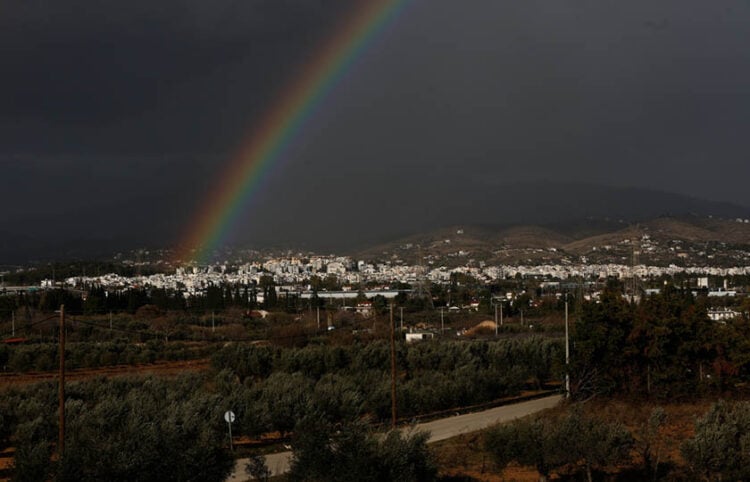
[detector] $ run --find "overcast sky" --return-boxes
[1,0,749,252]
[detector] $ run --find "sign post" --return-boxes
[224,410,236,452]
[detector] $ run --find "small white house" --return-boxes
[708,289,737,297]
[405,332,435,343]
[708,308,741,322]
[355,302,373,317]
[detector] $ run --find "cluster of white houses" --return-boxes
[41,255,746,320]
[52,255,750,298]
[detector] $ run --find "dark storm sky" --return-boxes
[2,0,750,252]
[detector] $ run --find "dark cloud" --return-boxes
[0,0,351,151]
[1,0,749,255]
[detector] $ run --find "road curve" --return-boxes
[226,393,562,480]
[419,393,562,443]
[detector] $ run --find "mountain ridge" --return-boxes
[353,213,750,267]
[1,183,749,264]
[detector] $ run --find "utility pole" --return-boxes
[494,302,498,337]
[565,295,570,398]
[389,304,397,429]
[399,307,404,333]
[500,302,503,327]
[58,305,66,456]
[316,307,320,331]
[228,419,233,452]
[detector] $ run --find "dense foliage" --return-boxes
[488,401,750,481]
[484,407,633,482]
[0,375,234,482]
[289,419,436,482]
[2,340,212,372]
[571,283,750,398]
[681,400,750,481]
[211,337,563,428]
[1,336,561,480]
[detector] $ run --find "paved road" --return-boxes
[227,393,562,481]
[416,394,562,443]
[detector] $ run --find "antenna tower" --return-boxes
[629,226,642,303]
[414,245,434,309]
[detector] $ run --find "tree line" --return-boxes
[211,337,562,431]
[5,370,747,481]
[571,281,750,399]
[1,372,438,482]
[485,399,750,481]
[0,340,212,373]
[1,375,234,482]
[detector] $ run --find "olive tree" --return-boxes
[56,376,234,482]
[484,416,564,482]
[558,407,633,482]
[681,400,750,481]
[289,417,436,482]
[485,406,633,482]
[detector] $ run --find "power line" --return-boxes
[72,318,163,339]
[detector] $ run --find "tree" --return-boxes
[636,407,666,481]
[205,286,225,312]
[289,417,436,482]
[485,407,632,482]
[681,400,750,481]
[0,343,9,370]
[258,372,313,434]
[12,416,54,482]
[371,295,388,315]
[56,376,234,482]
[559,407,633,482]
[571,284,633,397]
[484,416,564,482]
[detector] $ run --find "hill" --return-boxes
[355,214,750,267]
[1,182,749,264]
[333,182,749,255]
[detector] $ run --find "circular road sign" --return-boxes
[224,410,236,424]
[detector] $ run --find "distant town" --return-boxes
[3,220,750,329]
[48,253,750,299]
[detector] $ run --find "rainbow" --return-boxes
[176,0,412,264]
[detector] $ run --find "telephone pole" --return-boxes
[494,302,498,337]
[390,304,397,429]
[58,305,66,456]
[565,295,570,398]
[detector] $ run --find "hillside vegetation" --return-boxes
[356,215,750,267]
